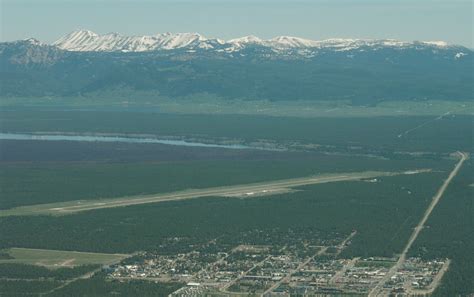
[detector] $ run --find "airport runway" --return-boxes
[1,169,431,217]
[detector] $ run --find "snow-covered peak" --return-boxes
[24,38,42,46]
[153,32,206,49]
[53,30,100,51]
[268,36,318,48]
[229,35,262,44]
[59,30,99,41]
[227,35,265,49]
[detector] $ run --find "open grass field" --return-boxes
[0,248,128,269]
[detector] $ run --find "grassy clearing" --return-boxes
[0,248,128,269]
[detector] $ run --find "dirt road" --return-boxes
[397,111,452,138]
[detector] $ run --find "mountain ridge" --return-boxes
[51,29,461,53]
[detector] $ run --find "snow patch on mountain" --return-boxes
[422,41,448,47]
[24,38,43,46]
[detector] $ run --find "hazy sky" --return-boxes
[1,0,472,47]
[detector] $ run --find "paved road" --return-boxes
[368,152,468,296]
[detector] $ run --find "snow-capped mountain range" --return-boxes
[53,29,453,53]
[1,30,471,101]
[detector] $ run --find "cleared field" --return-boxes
[0,169,430,217]
[0,248,128,268]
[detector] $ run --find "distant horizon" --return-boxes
[1,0,472,47]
